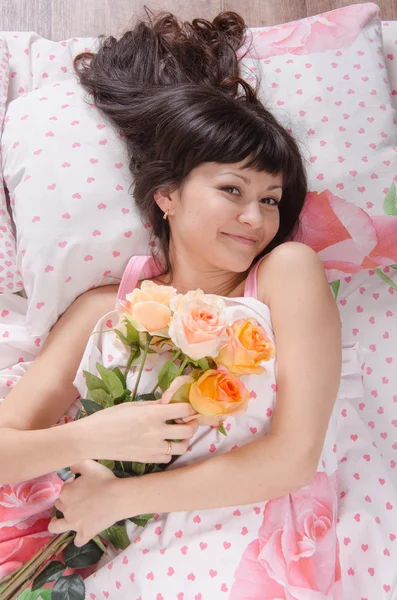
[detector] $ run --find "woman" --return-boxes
[0,9,343,598]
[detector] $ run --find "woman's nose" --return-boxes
[237,201,263,229]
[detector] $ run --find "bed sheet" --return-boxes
[1,271,396,596]
[0,22,397,599]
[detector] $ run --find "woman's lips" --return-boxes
[222,233,257,245]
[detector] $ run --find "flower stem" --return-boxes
[131,334,151,401]
[374,268,397,292]
[124,346,138,377]
[177,356,189,376]
[1,531,74,600]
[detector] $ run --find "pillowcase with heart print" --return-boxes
[0,37,22,294]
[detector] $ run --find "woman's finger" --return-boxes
[74,533,88,548]
[163,421,198,440]
[161,402,198,420]
[70,459,99,476]
[164,440,189,456]
[54,498,65,512]
[48,517,72,535]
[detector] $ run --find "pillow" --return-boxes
[2,32,96,100]
[3,79,151,336]
[239,2,397,284]
[0,37,22,294]
[2,2,397,336]
[381,20,397,110]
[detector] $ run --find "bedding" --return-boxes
[0,38,21,295]
[0,3,397,598]
[2,3,397,339]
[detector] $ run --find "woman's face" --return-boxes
[158,160,283,274]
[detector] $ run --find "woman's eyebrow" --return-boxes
[218,171,282,191]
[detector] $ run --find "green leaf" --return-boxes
[100,524,131,550]
[135,392,161,401]
[330,280,341,300]
[170,384,191,403]
[112,366,127,389]
[125,320,140,343]
[157,360,180,392]
[131,462,146,476]
[217,423,227,436]
[129,513,155,527]
[37,591,52,600]
[114,328,130,345]
[98,459,115,470]
[56,467,74,482]
[52,574,85,600]
[384,182,397,215]
[114,389,132,405]
[82,371,108,393]
[96,363,124,399]
[16,589,52,600]
[64,540,103,569]
[92,535,108,553]
[80,398,105,414]
[391,264,397,270]
[32,561,66,590]
[89,389,113,407]
[196,357,209,371]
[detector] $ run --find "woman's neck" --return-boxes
[153,254,247,297]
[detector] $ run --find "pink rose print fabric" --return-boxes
[230,472,342,600]
[300,189,397,281]
[241,3,373,59]
[0,473,62,577]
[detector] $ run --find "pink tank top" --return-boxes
[116,255,261,303]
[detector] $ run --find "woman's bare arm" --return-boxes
[0,285,118,483]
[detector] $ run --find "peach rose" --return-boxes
[189,369,250,418]
[217,318,275,375]
[169,290,228,360]
[121,280,177,336]
[230,471,342,600]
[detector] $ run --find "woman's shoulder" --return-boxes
[256,242,325,307]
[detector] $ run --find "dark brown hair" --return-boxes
[74,8,307,275]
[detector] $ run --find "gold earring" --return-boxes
[163,210,169,221]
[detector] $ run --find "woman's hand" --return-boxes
[78,401,199,464]
[49,460,123,546]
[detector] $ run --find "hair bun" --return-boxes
[212,12,246,49]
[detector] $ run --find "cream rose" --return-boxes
[168,290,228,360]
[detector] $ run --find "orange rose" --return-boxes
[189,369,250,418]
[216,318,275,375]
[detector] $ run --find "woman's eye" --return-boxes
[222,186,240,195]
[260,197,280,206]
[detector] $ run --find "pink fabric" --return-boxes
[243,259,262,300]
[116,255,162,303]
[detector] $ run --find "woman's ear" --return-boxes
[153,188,171,213]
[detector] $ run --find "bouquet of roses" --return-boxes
[2,282,275,600]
